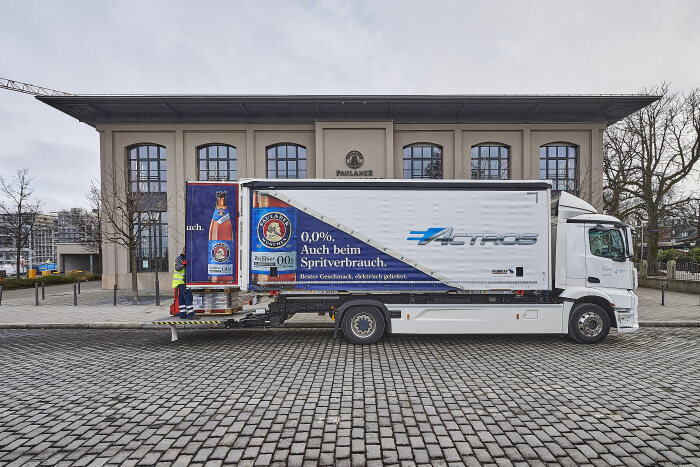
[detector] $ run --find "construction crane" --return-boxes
[0,77,71,96]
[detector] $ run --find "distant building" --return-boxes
[31,213,58,265]
[55,208,100,273]
[0,208,101,274]
[659,217,698,249]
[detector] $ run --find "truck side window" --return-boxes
[589,229,625,259]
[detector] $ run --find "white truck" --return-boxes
[184,179,638,344]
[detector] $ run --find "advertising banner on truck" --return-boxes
[245,182,550,292]
[185,182,238,287]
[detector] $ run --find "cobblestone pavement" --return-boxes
[636,288,700,322]
[0,281,170,325]
[0,282,291,327]
[0,281,170,307]
[0,328,698,466]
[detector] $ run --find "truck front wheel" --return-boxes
[342,306,385,345]
[569,303,610,344]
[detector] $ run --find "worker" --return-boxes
[172,246,195,319]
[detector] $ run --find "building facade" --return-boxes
[39,95,658,289]
[55,208,100,273]
[31,213,57,265]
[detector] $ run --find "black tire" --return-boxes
[341,306,385,345]
[568,302,611,344]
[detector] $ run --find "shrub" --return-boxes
[691,247,700,263]
[677,251,692,263]
[0,272,100,290]
[658,249,681,262]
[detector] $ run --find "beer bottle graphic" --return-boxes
[251,192,297,287]
[208,191,234,282]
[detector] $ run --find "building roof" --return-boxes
[36,94,660,127]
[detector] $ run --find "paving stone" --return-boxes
[0,327,697,466]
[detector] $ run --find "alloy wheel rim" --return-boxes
[351,313,376,338]
[578,311,603,337]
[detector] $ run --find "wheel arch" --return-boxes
[333,299,390,338]
[561,287,616,328]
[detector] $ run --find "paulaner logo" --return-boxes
[210,242,231,262]
[407,228,538,245]
[258,212,292,249]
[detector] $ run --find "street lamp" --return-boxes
[149,215,160,306]
[632,222,646,260]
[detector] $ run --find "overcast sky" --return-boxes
[1,0,699,211]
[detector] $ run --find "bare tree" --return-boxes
[604,84,700,266]
[603,128,639,222]
[0,168,42,278]
[101,166,165,300]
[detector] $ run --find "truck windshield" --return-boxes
[589,228,625,259]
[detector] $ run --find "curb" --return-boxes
[1,323,146,329]
[639,321,700,327]
[0,322,336,330]
[0,322,697,330]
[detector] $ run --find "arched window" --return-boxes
[134,212,168,273]
[540,143,578,194]
[126,144,168,272]
[470,144,510,180]
[402,143,443,179]
[127,144,167,193]
[267,143,307,179]
[197,144,237,181]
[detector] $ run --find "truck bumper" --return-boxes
[614,291,639,333]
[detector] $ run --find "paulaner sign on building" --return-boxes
[337,150,373,177]
[37,94,658,288]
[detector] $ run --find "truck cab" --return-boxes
[553,193,638,338]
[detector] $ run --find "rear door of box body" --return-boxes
[185,181,239,288]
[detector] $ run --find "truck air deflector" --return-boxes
[244,179,552,191]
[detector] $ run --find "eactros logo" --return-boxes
[407,228,537,246]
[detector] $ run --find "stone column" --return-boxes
[667,260,676,280]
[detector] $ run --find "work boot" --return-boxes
[178,311,187,319]
[187,312,197,320]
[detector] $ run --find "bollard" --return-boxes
[661,283,665,306]
[155,279,160,306]
[73,284,77,306]
[0,285,2,305]
[77,278,81,294]
[41,281,45,300]
[35,283,39,306]
[113,284,117,306]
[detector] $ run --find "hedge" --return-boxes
[0,273,100,290]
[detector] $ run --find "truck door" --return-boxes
[584,224,632,290]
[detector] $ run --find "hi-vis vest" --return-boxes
[172,255,185,288]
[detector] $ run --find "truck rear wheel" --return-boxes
[342,306,385,345]
[569,303,610,344]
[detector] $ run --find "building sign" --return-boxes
[336,150,374,177]
[345,150,363,169]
